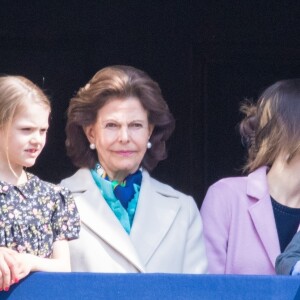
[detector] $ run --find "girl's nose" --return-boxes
[30,132,43,144]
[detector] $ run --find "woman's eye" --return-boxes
[130,123,143,128]
[105,123,118,128]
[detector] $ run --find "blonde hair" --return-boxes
[0,75,50,129]
[239,79,300,172]
[0,75,51,170]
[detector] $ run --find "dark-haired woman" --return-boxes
[61,65,208,274]
[201,79,300,274]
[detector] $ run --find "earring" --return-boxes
[90,143,96,150]
[147,141,152,149]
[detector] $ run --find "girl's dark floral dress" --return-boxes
[0,173,80,258]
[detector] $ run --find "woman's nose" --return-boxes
[119,127,129,143]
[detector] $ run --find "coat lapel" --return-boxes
[130,171,181,266]
[64,169,145,272]
[247,167,281,268]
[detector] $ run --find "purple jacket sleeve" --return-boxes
[200,181,232,274]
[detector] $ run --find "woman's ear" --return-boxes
[148,124,154,137]
[83,125,95,144]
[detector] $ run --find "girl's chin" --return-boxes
[23,161,36,168]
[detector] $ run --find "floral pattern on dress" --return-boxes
[0,173,80,258]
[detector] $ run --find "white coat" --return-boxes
[61,168,208,273]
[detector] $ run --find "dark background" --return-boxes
[1,1,300,207]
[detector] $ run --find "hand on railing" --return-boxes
[0,247,31,292]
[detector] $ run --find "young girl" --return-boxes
[0,76,80,291]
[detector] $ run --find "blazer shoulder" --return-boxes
[202,175,249,211]
[144,172,192,201]
[60,168,91,192]
[207,166,269,199]
[209,176,248,193]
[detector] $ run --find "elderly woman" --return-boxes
[61,65,208,273]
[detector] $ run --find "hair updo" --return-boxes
[239,79,300,173]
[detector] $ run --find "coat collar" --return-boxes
[130,171,181,266]
[246,166,281,268]
[62,168,181,271]
[62,168,145,272]
[247,166,270,199]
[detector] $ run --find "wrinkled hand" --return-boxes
[0,247,31,291]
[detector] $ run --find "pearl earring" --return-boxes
[90,143,96,150]
[147,141,152,149]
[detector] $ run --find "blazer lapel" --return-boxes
[130,171,181,266]
[247,167,281,268]
[66,169,145,272]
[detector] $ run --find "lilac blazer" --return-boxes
[200,166,280,274]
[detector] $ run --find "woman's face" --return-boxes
[84,97,154,181]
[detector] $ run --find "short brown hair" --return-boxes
[65,65,175,171]
[239,79,300,172]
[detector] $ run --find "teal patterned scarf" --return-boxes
[90,163,142,233]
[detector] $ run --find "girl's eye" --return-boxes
[22,128,31,132]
